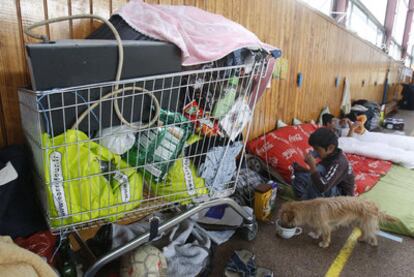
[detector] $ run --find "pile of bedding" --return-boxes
[339,132,414,169]
[246,123,392,195]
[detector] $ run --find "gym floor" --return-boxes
[210,110,414,277]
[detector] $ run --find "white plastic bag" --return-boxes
[98,125,136,155]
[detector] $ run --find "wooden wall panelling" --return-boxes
[0,0,28,146]
[47,0,71,40]
[0,104,5,147]
[0,0,410,146]
[19,0,48,43]
[70,0,93,39]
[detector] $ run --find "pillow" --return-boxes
[274,123,318,152]
[247,133,304,182]
[247,124,318,182]
[292,118,302,125]
[277,119,288,129]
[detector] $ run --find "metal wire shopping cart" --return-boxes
[19,59,269,276]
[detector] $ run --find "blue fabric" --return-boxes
[292,165,341,200]
[198,142,243,191]
[205,205,227,219]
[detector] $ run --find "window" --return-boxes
[347,2,385,48]
[392,0,408,45]
[407,21,414,55]
[301,0,333,16]
[360,0,387,24]
[390,40,403,60]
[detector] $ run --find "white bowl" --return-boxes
[276,219,302,239]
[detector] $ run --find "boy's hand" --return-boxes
[293,162,309,172]
[304,153,317,170]
[351,121,362,130]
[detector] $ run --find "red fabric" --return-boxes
[14,231,57,265]
[346,154,392,196]
[247,124,318,181]
[247,124,392,195]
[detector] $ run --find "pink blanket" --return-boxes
[115,0,279,66]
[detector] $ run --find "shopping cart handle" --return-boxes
[84,197,254,277]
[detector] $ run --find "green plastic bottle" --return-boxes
[212,76,239,117]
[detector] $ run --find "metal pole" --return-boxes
[384,0,398,49]
[401,0,414,59]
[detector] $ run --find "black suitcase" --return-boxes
[26,39,183,136]
[400,84,414,110]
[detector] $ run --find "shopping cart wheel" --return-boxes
[246,155,263,173]
[239,220,258,241]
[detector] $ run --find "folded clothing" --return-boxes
[43,130,144,228]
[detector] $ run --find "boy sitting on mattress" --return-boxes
[292,128,355,200]
[322,113,366,137]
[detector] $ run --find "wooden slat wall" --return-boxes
[0,0,406,146]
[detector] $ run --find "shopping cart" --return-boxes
[19,59,269,276]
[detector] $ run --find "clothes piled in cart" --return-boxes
[13,1,282,276]
[19,0,282,230]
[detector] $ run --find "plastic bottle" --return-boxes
[379,104,385,125]
[212,76,239,117]
[267,180,278,211]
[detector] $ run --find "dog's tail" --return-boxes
[379,212,398,223]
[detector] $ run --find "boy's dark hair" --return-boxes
[344,112,357,122]
[322,113,335,126]
[309,128,338,150]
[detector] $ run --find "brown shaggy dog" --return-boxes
[278,196,395,248]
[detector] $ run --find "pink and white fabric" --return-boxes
[115,0,279,65]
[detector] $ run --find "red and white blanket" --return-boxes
[247,124,392,195]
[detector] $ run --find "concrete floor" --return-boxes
[210,110,414,277]
[210,211,414,277]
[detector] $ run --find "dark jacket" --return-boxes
[311,149,355,196]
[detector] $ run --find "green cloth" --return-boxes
[278,165,414,237]
[43,130,144,228]
[361,165,414,237]
[147,157,208,204]
[146,135,208,204]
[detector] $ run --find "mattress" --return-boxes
[360,165,414,237]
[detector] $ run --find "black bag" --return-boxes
[400,84,414,110]
[0,145,47,238]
